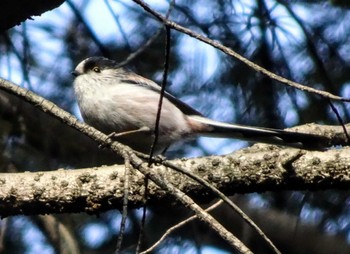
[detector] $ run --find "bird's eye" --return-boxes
[92,67,101,73]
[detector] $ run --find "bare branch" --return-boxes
[33,215,80,254]
[140,200,224,254]
[131,0,350,102]
[128,153,253,253]
[0,145,350,217]
[115,157,131,252]
[66,0,111,57]
[0,0,64,31]
[149,26,171,160]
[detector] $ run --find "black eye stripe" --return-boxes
[83,57,117,73]
[83,60,97,73]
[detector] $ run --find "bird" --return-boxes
[72,56,329,154]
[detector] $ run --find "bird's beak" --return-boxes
[71,70,80,77]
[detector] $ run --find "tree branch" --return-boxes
[0,0,65,32]
[0,145,349,218]
[131,0,350,102]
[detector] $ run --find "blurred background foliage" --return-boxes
[1,0,350,253]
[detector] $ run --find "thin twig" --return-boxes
[33,215,80,254]
[115,155,131,253]
[0,219,7,253]
[138,3,175,250]
[104,0,132,52]
[148,27,171,163]
[129,153,253,254]
[133,152,281,254]
[2,32,32,88]
[117,0,175,68]
[131,0,350,102]
[276,0,350,129]
[327,100,350,144]
[161,159,281,254]
[66,0,110,57]
[135,178,149,254]
[140,200,224,254]
[117,30,162,68]
[21,23,33,89]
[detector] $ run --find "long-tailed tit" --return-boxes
[72,57,328,154]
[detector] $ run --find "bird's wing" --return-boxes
[119,70,203,116]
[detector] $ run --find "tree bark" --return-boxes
[0,0,65,31]
[0,145,349,217]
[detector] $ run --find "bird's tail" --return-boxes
[188,115,329,150]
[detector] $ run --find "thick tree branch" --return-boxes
[0,0,65,32]
[0,145,349,217]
